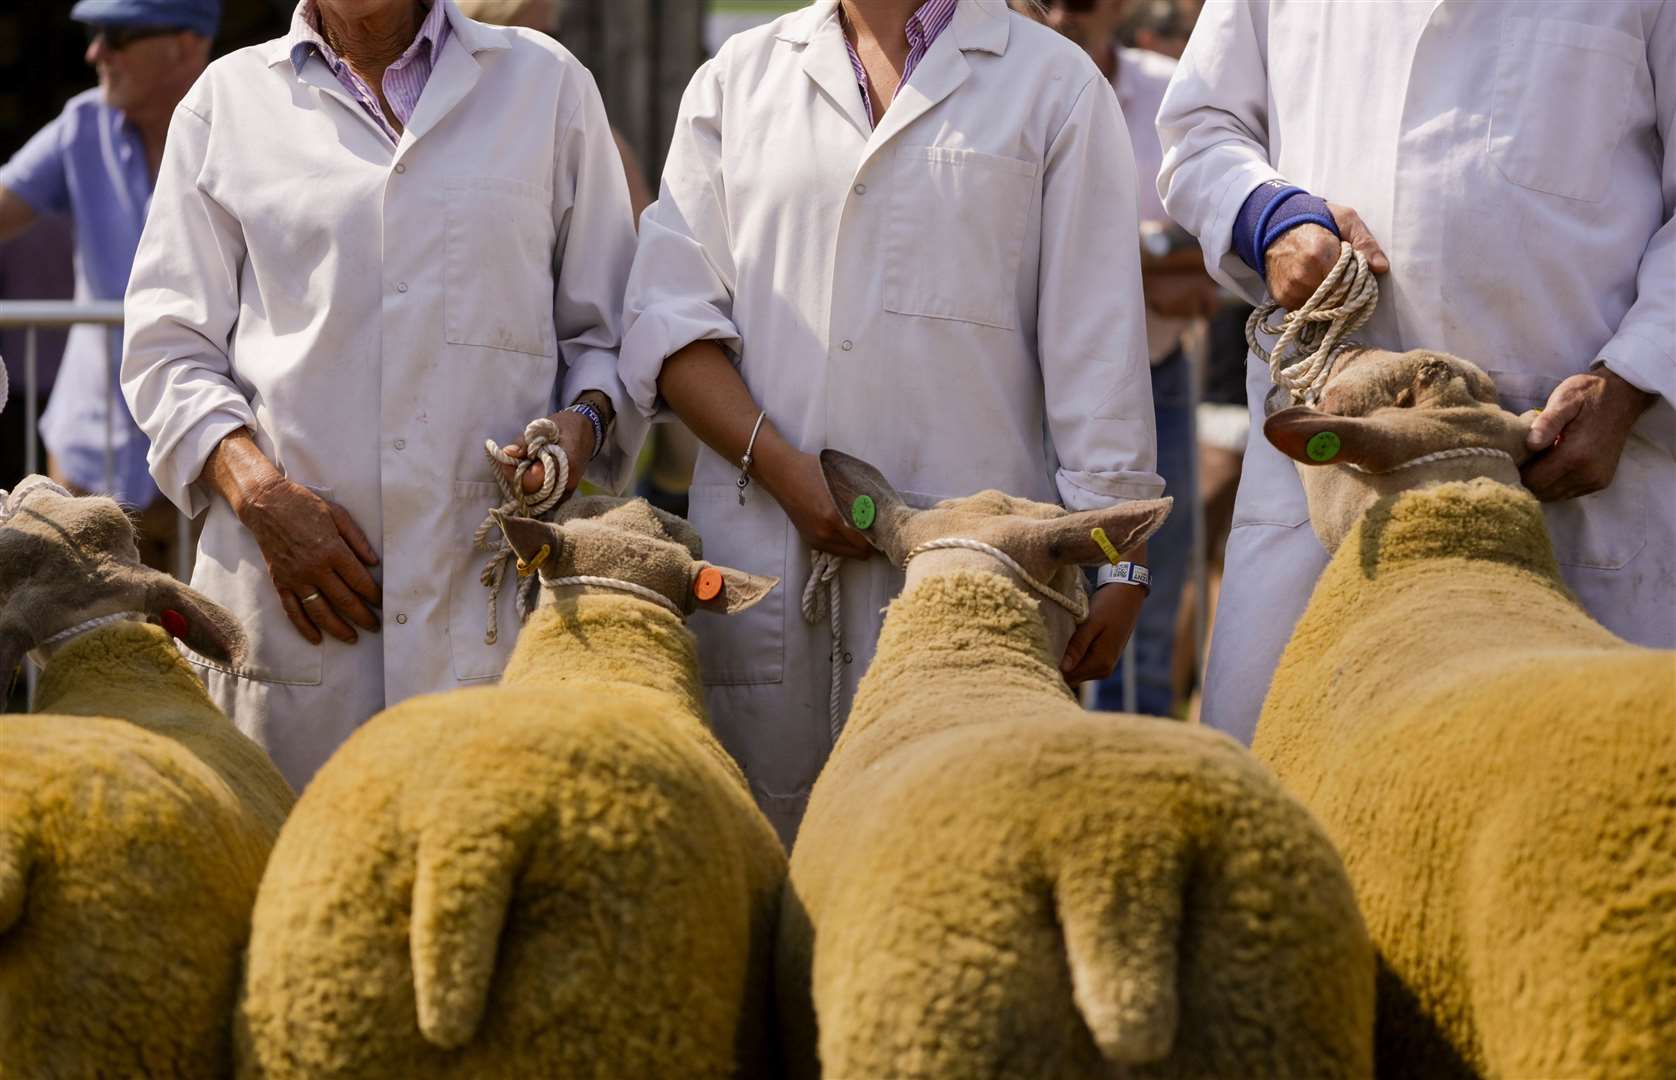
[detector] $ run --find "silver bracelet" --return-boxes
[737,410,767,505]
[1095,561,1151,594]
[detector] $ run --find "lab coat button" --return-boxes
[394,163,407,174]
[395,613,408,625]
[396,282,409,293]
[393,438,406,451]
[840,339,853,351]
[854,183,866,195]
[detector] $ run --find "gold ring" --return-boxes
[300,590,324,604]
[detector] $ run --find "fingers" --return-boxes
[317,569,380,635]
[278,587,323,646]
[1332,205,1389,274]
[1527,389,1584,451]
[300,582,360,644]
[1520,442,1611,502]
[329,501,380,567]
[1061,621,1097,678]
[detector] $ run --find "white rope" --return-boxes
[1345,446,1516,475]
[1246,242,1380,406]
[31,610,146,665]
[544,575,684,618]
[475,418,571,645]
[802,551,846,746]
[903,538,1091,623]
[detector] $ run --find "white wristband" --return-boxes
[1095,561,1151,593]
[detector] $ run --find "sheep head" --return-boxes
[1263,349,1538,552]
[818,449,1172,613]
[494,495,778,618]
[0,476,247,679]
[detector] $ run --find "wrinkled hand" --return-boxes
[1521,368,1654,502]
[1061,582,1144,686]
[239,475,382,645]
[765,450,873,560]
[1143,269,1222,319]
[1263,202,1390,310]
[497,411,595,499]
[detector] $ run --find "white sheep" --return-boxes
[1255,347,1676,1077]
[0,476,295,1077]
[778,452,1375,1080]
[238,496,788,1079]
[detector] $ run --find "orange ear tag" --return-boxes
[694,567,724,602]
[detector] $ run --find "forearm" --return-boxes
[0,186,38,245]
[655,340,800,496]
[200,429,283,519]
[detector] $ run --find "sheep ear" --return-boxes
[689,563,779,615]
[493,513,565,577]
[1264,406,1421,471]
[819,449,913,558]
[1037,498,1174,567]
[136,570,248,668]
[0,623,29,703]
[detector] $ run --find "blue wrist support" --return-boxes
[1233,179,1340,277]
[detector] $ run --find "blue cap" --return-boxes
[70,0,220,39]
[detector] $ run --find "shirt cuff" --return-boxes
[150,408,257,519]
[1055,467,1168,512]
[619,304,741,420]
[1597,331,1673,408]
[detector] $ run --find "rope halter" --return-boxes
[475,417,571,645]
[539,574,685,619]
[903,537,1091,623]
[1344,445,1517,476]
[1246,241,1380,406]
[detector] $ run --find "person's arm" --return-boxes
[1036,71,1165,682]
[123,97,379,644]
[0,187,38,245]
[0,110,74,244]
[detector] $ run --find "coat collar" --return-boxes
[261,0,514,69]
[775,0,1010,55]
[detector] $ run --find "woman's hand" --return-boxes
[761,447,873,560]
[238,474,382,645]
[496,409,596,499]
[1061,582,1144,686]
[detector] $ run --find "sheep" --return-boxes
[237,496,789,1080]
[0,476,296,1078]
[777,451,1376,1080]
[1254,347,1676,1077]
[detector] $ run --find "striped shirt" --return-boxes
[287,0,451,144]
[841,0,959,128]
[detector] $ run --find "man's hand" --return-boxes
[1264,202,1389,310]
[1521,368,1655,502]
[497,409,597,498]
[238,475,382,645]
[1143,269,1221,319]
[761,448,873,560]
[1060,582,1144,685]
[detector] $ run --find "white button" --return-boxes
[395,613,408,625]
[394,163,406,174]
[841,340,853,351]
[396,282,408,293]
[393,438,406,450]
[854,183,866,195]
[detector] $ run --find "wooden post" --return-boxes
[560,0,706,180]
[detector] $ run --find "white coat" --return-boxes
[122,3,643,787]
[620,0,1162,841]
[1157,0,1676,743]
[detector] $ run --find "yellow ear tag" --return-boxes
[1090,527,1123,566]
[515,543,551,578]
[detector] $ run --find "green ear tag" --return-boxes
[1306,431,1342,463]
[851,494,876,530]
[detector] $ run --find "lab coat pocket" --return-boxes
[447,479,518,682]
[884,146,1039,331]
[183,493,326,686]
[443,177,559,358]
[1493,369,1647,571]
[1488,18,1642,203]
[687,484,787,686]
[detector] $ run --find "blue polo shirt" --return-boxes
[0,88,158,506]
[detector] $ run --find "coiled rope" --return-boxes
[1246,241,1380,406]
[475,417,571,645]
[802,551,846,746]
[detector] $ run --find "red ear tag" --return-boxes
[694,567,724,603]
[160,608,189,639]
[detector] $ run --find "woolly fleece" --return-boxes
[239,500,787,1079]
[1256,478,1676,1077]
[1,623,292,1078]
[780,474,1374,1079]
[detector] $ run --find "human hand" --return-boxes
[762,448,873,560]
[1143,269,1222,319]
[1520,368,1655,501]
[1263,202,1389,310]
[1060,581,1144,685]
[497,411,595,499]
[238,475,382,644]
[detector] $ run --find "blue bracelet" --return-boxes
[563,402,606,461]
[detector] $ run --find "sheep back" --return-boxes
[239,680,785,1080]
[0,715,275,1079]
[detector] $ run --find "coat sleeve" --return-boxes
[551,64,644,493]
[1598,1,1675,407]
[618,57,741,419]
[1155,0,1281,303]
[1038,73,1165,512]
[121,98,257,519]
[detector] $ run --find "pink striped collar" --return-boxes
[840,0,961,128]
[287,0,451,142]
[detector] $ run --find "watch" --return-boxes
[1095,561,1151,594]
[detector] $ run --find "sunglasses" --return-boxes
[85,24,183,51]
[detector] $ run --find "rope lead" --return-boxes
[1246,241,1380,406]
[476,417,572,645]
